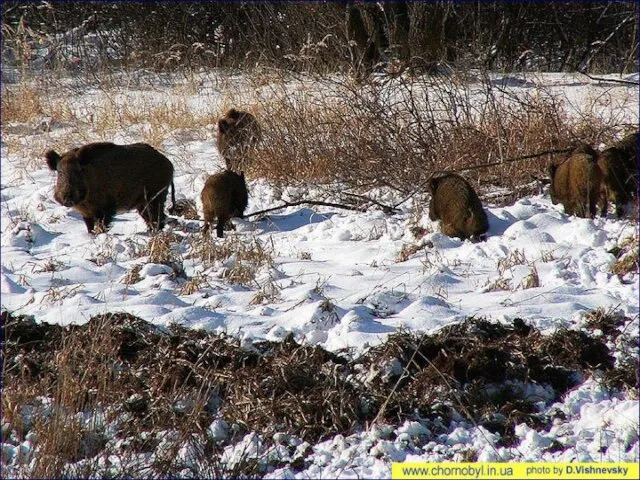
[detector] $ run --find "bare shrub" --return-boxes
[250,73,621,201]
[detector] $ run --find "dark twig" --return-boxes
[392,147,572,209]
[340,191,399,214]
[578,71,640,86]
[454,147,573,174]
[245,200,366,218]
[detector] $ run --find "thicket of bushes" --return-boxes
[2,1,638,76]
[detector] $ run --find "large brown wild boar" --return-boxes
[549,146,601,218]
[46,142,175,233]
[201,170,249,238]
[216,108,262,173]
[428,173,488,241]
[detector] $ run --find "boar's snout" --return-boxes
[55,183,88,207]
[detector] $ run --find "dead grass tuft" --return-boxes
[1,83,44,124]
[610,236,639,277]
[145,231,185,278]
[169,198,200,220]
[121,264,143,285]
[186,234,273,287]
[520,265,540,290]
[396,243,424,263]
[179,272,210,296]
[583,307,629,338]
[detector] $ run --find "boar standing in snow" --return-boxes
[428,173,489,241]
[46,142,175,233]
[597,132,638,217]
[216,108,262,173]
[201,170,249,238]
[548,144,601,218]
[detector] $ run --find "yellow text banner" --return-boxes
[392,462,638,479]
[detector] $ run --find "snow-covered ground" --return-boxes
[1,71,638,477]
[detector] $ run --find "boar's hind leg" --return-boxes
[139,193,167,232]
[82,216,96,233]
[216,215,229,238]
[93,208,116,234]
[588,197,599,218]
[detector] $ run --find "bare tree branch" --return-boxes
[245,200,367,219]
[579,70,640,86]
[392,147,573,209]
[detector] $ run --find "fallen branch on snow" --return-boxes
[245,200,367,219]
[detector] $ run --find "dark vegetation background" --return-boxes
[2,1,638,76]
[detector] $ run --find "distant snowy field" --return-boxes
[1,71,638,476]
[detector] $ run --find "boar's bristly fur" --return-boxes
[549,145,601,218]
[46,142,175,233]
[201,170,249,238]
[216,108,261,173]
[428,173,488,241]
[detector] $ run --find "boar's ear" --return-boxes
[427,176,439,193]
[218,118,229,134]
[45,150,61,171]
[240,171,246,181]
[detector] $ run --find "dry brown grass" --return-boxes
[179,271,210,295]
[521,265,540,290]
[396,242,425,263]
[610,235,639,277]
[90,95,212,147]
[1,83,45,124]
[247,73,623,202]
[121,264,143,285]
[144,231,185,278]
[4,68,629,207]
[2,77,216,175]
[186,234,273,287]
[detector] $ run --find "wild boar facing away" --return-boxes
[428,173,489,241]
[201,170,249,238]
[46,142,175,233]
[549,146,601,218]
